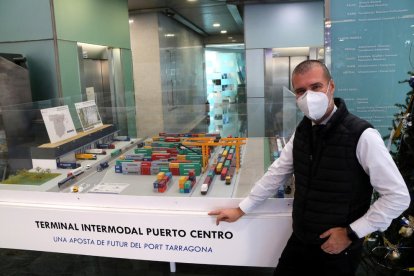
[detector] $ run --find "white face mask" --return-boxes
[296,81,331,121]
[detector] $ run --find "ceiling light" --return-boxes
[165,33,175,37]
[187,0,197,2]
[228,37,233,39]
[220,30,227,34]
[213,23,220,27]
[129,19,134,24]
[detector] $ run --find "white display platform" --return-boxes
[0,138,293,268]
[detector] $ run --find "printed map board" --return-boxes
[40,105,77,144]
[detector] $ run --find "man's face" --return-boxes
[292,66,334,100]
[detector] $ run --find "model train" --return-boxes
[201,165,216,195]
[57,175,75,188]
[58,166,85,188]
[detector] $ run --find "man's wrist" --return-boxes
[237,207,245,216]
[346,225,359,242]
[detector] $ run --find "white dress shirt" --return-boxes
[239,106,411,238]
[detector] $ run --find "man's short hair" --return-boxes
[292,60,331,81]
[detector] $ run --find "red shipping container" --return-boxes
[167,148,178,154]
[221,167,228,180]
[141,167,151,175]
[170,168,180,176]
[152,153,171,160]
[188,169,195,178]
[165,137,181,142]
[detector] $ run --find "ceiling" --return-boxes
[127,0,321,44]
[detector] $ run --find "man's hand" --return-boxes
[320,227,352,254]
[208,207,245,225]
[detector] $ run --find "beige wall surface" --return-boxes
[130,12,206,137]
[130,13,164,138]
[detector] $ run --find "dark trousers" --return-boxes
[274,233,363,276]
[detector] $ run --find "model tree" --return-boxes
[362,72,414,274]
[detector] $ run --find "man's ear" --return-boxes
[330,79,335,95]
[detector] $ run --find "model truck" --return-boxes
[75,153,97,160]
[112,136,130,141]
[96,143,115,149]
[67,166,85,178]
[96,161,109,172]
[85,148,107,155]
[57,162,80,169]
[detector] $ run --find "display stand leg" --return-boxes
[170,262,176,273]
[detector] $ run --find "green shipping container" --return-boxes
[185,155,202,161]
[116,160,133,166]
[135,148,152,155]
[179,165,201,176]
[159,167,170,173]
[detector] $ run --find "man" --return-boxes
[208,60,410,275]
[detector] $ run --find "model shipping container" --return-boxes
[75,153,97,160]
[57,162,80,169]
[96,143,115,149]
[122,162,141,174]
[85,149,107,155]
[113,136,130,141]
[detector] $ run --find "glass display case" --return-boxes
[0,96,298,267]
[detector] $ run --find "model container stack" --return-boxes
[178,169,196,193]
[113,133,206,176]
[214,145,237,185]
[153,172,172,193]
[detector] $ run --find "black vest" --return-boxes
[292,98,373,245]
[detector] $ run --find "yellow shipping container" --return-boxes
[157,172,165,181]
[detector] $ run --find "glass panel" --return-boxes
[0,96,296,200]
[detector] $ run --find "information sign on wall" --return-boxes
[330,0,414,135]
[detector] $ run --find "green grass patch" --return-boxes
[1,172,61,185]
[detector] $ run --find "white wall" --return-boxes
[244,1,324,136]
[245,2,324,49]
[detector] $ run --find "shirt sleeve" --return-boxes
[351,128,411,238]
[239,134,295,213]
